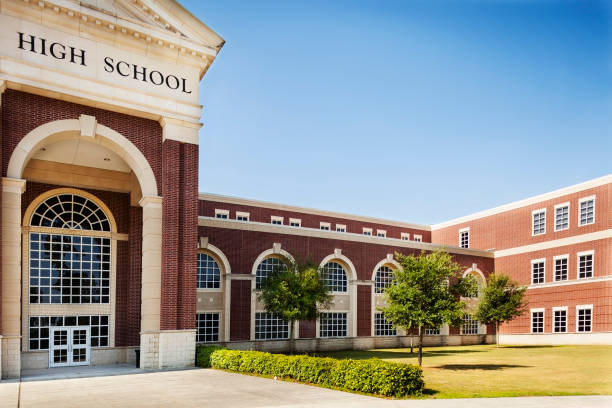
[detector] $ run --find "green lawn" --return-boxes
[317,345,612,398]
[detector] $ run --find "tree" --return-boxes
[474,273,527,348]
[256,260,331,354]
[380,250,476,366]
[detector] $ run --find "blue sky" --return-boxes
[187,0,612,225]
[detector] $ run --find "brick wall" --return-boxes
[357,285,372,337]
[230,280,251,341]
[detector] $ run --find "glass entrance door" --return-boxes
[49,326,91,368]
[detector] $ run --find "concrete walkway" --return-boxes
[0,368,610,408]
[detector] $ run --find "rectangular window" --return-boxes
[531,259,545,284]
[29,233,110,304]
[425,327,441,336]
[215,209,229,219]
[255,312,289,340]
[413,234,422,242]
[336,224,346,233]
[374,313,396,336]
[289,218,301,227]
[377,230,386,238]
[461,314,478,335]
[553,308,567,333]
[196,313,220,343]
[579,196,595,226]
[319,312,347,338]
[531,309,544,333]
[271,216,283,225]
[29,315,109,350]
[320,222,331,231]
[577,306,592,333]
[578,251,594,279]
[532,209,546,236]
[554,255,568,282]
[362,228,372,236]
[401,232,410,241]
[459,228,469,248]
[554,203,569,231]
[236,212,249,222]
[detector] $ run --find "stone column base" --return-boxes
[140,330,196,369]
[1,335,21,379]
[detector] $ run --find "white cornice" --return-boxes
[432,174,612,230]
[527,275,612,290]
[494,229,612,258]
[198,216,493,258]
[198,193,432,231]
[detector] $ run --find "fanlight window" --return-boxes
[31,194,111,231]
[374,265,395,293]
[321,262,348,292]
[255,257,287,289]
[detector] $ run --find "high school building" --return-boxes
[0,0,609,380]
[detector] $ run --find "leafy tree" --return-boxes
[474,273,527,348]
[380,250,476,366]
[256,259,331,354]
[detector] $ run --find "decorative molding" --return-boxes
[494,229,612,258]
[79,114,97,138]
[527,275,612,290]
[139,195,163,208]
[2,177,26,194]
[160,117,201,145]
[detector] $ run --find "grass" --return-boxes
[316,345,612,398]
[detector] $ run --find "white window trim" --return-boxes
[271,216,284,225]
[320,222,331,230]
[336,224,346,232]
[214,209,229,219]
[459,227,470,248]
[578,195,596,227]
[362,227,372,236]
[235,211,250,221]
[377,229,387,238]
[530,308,545,334]
[552,306,568,312]
[552,306,568,333]
[289,218,301,227]
[531,258,546,284]
[531,208,546,236]
[413,234,422,242]
[576,304,593,333]
[577,250,595,279]
[552,254,569,282]
[553,202,570,232]
[401,232,410,241]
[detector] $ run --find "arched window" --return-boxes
[197,253,221,289]
[374,265,394,293]
[255,257,286,289]
[321,261,348,292]
[29,193,111,305]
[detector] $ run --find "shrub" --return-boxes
[196,345,224,368]
[208,349,423,397]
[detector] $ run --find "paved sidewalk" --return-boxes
[0,368,610,408]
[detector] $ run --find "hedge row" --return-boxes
[202,348,423,397]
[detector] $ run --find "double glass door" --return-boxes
[49,326,90,367]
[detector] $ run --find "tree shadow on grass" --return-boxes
[501,345,560,349]
[434,364,530,371]
[422,388,440,396]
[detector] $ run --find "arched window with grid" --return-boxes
[197,253,221,289]
[374,265,394,293]
[321,261,348,292]
[255,257,287,289]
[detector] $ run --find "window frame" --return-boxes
[576,305,593,333]
[320,222,331,231]
[553,306,568,333]
[374,313,397,336]
[459,227,469,248]
[270,216,284,225]
[577,250,594,279]
[532,208,546,236]
[320,261,348,293]
[254,312,289,340]
[553,202,570,232]
[214,209,229,219]
[578,195,595,227]
[401,232,410,241]
[319,312,348,338]
[460,314,479,335]
[376,229,386,238]
[196,312,220,343]
[336,224,346,233]
[530,308,544,334]
[531,258,546,284]
[289,218,301,227]
[413,234,422,242]
[196,252,222,290]
[235,211,249,222]
[362,227,372,236]
[553,254,569,282]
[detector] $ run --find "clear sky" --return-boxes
[187,0,612,225]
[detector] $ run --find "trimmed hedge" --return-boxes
[196,345,224,368]
[206,348,424,397]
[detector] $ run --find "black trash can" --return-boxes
[135,348,140,368]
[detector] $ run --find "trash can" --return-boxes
[135,348,140,368]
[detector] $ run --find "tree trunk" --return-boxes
[496,322,499,349]
[418,326,424,367]
[289,320,295,354]
[410,332,414,354]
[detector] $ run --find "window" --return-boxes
[214,209,229,219]
[374,265,394,293]
[320,222,330,231]
[197,253,221,289]
[576,306,592,333]
[236,212,249,222]
[289,218,301,227]
[401,232,410,241]
[461,314,479,335]
[459,228,469,248]
[578,251,594,279]
[362,228,372,236]
[30,193,111,231]
[425,327,441,335]
[255,258,286,289]
[413,234,422,242]
[374,313,396,336]
[336,224,346,233]
[531,309,544,333]
[196,313,220,343]
[531,259,545,284]
[377,230,386,238]
[554,203,569,231]
[553,308,567,333]
[271,216,283,225]
[579,196,595,226]
[255,312,289,340]
[29,315,109,350]
[553,255,568,282]
[532,209,546,235]
[321,262,348,292]
[320,312,347,338]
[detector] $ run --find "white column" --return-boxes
[1,178,26,379]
